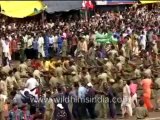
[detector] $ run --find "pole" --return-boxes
[85,7,88,22]
[41,11,45,25]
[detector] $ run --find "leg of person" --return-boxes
[144,96,153,111]
[121,106,127,118]
[72,103,78,119]
[87,103,96,119]
[35,50,38,59]
[102,102,107,118]
[127,105,133,117]
[109,102,116,118]
[155,90,160,110]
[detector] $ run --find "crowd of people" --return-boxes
[0,3,159,120]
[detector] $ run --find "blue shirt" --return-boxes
[32,40,38,50]
[78,86,87,99]
[57,36,63,45]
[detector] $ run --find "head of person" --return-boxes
[13,68,17,73]
[12,103,18,110]
[73,82,79,89]
[8,70,13,76]
[81,81,86,87]
[123,81,127,86]
[57,86,63,93]
[46,90,51,98]
[139,99,144,107]
[103,82,108,90]
[127,80,131,86]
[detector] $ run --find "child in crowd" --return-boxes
[135,100,149,120]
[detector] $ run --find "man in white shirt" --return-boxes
[140,31,147,50]
[1,39,11,64]
[25,76,39,95]
[38,33,45,58]
[48,34,54,57]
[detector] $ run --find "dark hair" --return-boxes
[127,80,131,85]
[139,100,144,106]
[57,87,62,93]
[73,82,79,88]
[13,68,17,73]
[111,45,115,49]
[8,70,13,76]
[10,90,17,97]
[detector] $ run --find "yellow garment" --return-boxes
[50,61,56,69]
[44,61,54,71]
[140,1,159,4]
[0,1,46,18]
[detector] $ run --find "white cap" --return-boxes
[87,82,93,87]
[71,71,76,75]
[104,58,108,61]
[109,79,115,83]
[57,104,64,109]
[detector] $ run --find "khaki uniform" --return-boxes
[44,98,54,120]
[98,73,108,82]
[6,76,18,93]
[155,78,160,109]
[0,80,7,96]
[108,50,118,61]
[71,75,79,82]
[33,70,41,79]
[0,94,6,120]
[105,61,114,71]
[62,40,68,57]
[49,76,58,92]
[134,68,141,78]
[55,67,63,78]
[1,65,11,75]
[19,63,28,76]
[14,71,21,87]
[143,68,152,77]
[116,62,123,71]
[98,81,108,118]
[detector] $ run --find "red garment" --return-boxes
[31,60,41,69]
[120,37,126,44]
[10,39,18,53]
[143,96,153,110]
[141,78,153,110]
[72,36,78,46]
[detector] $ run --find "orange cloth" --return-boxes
[141,78,153,110]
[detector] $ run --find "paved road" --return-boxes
[83,112,160,120]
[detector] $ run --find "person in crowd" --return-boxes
[135,100,149,120]
[141,74,153,111]
[121,81,132,118]
[44,90,54,120]
[32,36,39,59]
[129,80,138,109]
[85,82,97,119]
[0,89,7,120]
[8,103,22,120]
[21,104,31,120]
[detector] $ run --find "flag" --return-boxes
[82,0,94,9]
[96,32,118,44]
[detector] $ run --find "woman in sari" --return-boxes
[141,75,153,111]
